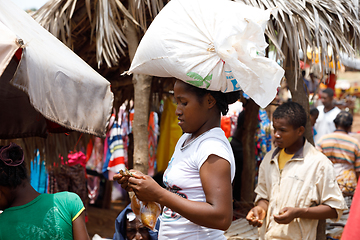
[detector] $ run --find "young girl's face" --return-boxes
[174,80,210,135]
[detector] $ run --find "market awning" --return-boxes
[339,52,360,71]
[0,1,114,139]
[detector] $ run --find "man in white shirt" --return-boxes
[314,88,341,143]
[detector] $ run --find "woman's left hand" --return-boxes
[127,170,165,203]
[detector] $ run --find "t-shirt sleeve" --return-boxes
[316,159,348,222]
[65,192,85,222]
[195,137,235,180]
[254,156,269,204]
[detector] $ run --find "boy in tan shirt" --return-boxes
[246,102,347,240]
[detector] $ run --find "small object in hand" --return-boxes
[119,168,133,177]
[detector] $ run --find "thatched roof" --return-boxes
[237,0,360,78]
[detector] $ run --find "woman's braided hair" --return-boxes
[183,82,241,115]
[0,144,28,188]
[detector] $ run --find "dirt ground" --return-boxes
[86,200,128,239]
[85,113,360,239]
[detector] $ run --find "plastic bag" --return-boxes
[126,0,285,108]
[119,169,161,230]
[129,192,161,230]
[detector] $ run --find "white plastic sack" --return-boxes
[0,0,113,138]
[0,21,20,77]
[127,0,285,108]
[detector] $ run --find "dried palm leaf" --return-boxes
[238,0,360,85]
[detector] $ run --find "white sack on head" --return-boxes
[126,0,284,108]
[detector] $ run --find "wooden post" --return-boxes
[124,19,152,174]
[240,98,259,206]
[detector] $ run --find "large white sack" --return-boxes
[127,0,285,108]
[0,21,20,77]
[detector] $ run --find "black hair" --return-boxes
[273,101,307,129]
[309,107,319,116]
[237,110,246,127]
[322,88,334,98]
[302,70,306,77]
[183,82,240,115]
[334,111,353,129]
[0,145,28,188]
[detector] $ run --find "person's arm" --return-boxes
[273,204,337,224]
[72,211,90,240]
[246,199,268,227]
[127,154,233,230]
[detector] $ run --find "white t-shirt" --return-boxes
[159,127,235,240]
[314,105,341,143]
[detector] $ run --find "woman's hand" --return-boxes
[113,172,132,191]
[127,170,165,203]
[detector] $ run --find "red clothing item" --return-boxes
[61,151,87,167]
[325,73,336,93]
[221,116,231,138]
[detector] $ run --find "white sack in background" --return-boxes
[0,21,20,77]
[127,0,285,108]
[0,1,114,138]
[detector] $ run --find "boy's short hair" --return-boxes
[273,101,307,129]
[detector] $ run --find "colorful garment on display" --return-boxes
[118,104,130,167]
[148,111,159,176]
[54,164,88,212]
[86,137,104,173]
[156,98,183,173]
[86,137,104,204]
[221,116,232,139]
[30,149,48,194]
[254,108,272,184]
[106,121,126,179]
[62,151,87,167]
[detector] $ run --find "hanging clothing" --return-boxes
[86,137,104,174]
[86,137,104,204]
[56,151,88,218]
[148,111,159,176]
[221,116,232,139]
[156,98,183,173]
[30,149,48,194]
[118,104,130,167]
[55,164,88,209]
[105,121,126,180]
